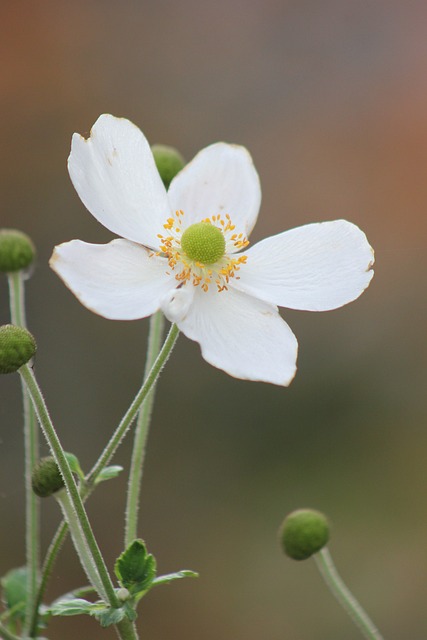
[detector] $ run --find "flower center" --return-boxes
[181,222,226,264]
[155,210,249,292]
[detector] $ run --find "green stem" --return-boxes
[28,322,179,634]
[29,521,68,637]
[8,271,39,635]
[7,270,26,326]
[125,311,165,546]
[86,322,179,485]
[314,547,385,640]
[115,616,139,640]
[55,490,109,601]
[0,621,22,640]
[19,364,120,608]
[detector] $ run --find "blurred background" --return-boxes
[1,1,427,638]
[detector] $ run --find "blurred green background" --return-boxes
[1,1,427,638]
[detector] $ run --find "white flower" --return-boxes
[50,114,374,386]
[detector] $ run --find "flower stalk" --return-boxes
[86,321,179,485]
[8,270,40,635]
[115,617,139,640]
[0,621,22,640]
[29,521,68,637]
[125,310,165,546]
[28,321,179,635]
[18,364,120,609]
[54,488,109,601]
[314,547,385,640]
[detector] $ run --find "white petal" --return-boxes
[50,239,174,320]
[172,286,298,385]
[68,115,170,249]
[167,142,261,238]
[234,220,374,311]
[160,286,195,324]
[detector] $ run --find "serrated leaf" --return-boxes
[70,585,97,599]
[94,606,126,627]
[91,601,136,627]
[152,570,199,586]
[122,601,137,621]
[1,566,27,621]
[49,597,103,617]
[114,539,156,595]
[95,465,124,485]
[64,452,85,480]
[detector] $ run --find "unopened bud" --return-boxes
[0,229,35,273]
[32,457,65,497]
[279,508,330,560]
[0,325,36,374]
[151,144,185,189]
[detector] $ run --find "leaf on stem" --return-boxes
[94,602,137,628]
[46,594,137,628]
[64,452,85,481]
[114,539,156,597]
[1,567,27,622]
[48,597,104,617]
[94,465,124,484]
[152,570,199,586]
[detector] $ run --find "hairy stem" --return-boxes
[28,322,179,633]
[28,521,68,637]
[314,547,385,640]
[86,322,179,485]
[55,490,109,601]
[115,616,139,640]
[0,621,22,640]
[8,270,39,635]
[125,311,165,546]
[19,365,119,608]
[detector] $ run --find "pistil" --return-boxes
[155,210,249,292]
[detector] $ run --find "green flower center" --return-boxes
[181,222,226,265]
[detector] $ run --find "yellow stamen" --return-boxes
[154,210,249,292]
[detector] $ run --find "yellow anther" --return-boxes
[151,209,249,293]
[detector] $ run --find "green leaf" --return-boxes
[94,465,124,485]
[94,606,126,627]
[49,597,103,617]
[47,595,137,628]
[122,601,137,621]
[70,585,97,599]
[64,452,85,480]
[92,601,136,627]
[114,539,156,595]
[1,566,27,621]
[152,570,199,587]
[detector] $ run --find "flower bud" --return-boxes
[0,229,36,273]
[0,325,36,374]
[279,508,330,560]
[151,144,185,189]
[32,456,65,497]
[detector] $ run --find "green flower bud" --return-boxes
[32,456,65,498]
[151,144,185,189]
[0,229,36,273]
[0,325,36,374]
[279,508,330,560]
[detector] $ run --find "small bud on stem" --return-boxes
[32,457,65,497]
[0,229,36,273]
[151,144,185,189]
[0,324,36,374]
[280,508,330,560]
